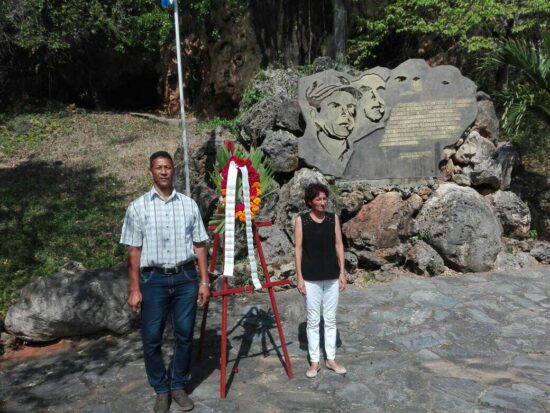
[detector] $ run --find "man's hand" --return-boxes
[127,246,142,313]
[197,284,210,306]
[128,290,142,313]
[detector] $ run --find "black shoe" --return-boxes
[172,389,194,411]
[153,392,171,413]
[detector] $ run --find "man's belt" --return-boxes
[141,261,195,275]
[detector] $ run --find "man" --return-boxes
[352,73,386,123]
[306,80,362,161]
[120,151,210,412]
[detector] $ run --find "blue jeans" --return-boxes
[140,268,198,394]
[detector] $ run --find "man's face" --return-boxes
[149,157,175,191]
[318,90,357,139]
[356,75,386,122]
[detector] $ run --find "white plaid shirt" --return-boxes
[120,187,209,268]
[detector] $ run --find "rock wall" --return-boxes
[167,0,339,116]
[180,59,546,284]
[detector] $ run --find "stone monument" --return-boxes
[298,59,478,180]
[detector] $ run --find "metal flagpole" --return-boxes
[173,0,191,196]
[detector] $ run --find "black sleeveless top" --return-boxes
[300,212,340,281]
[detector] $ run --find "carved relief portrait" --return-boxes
[352,73,386,123]
[305,79,362,160]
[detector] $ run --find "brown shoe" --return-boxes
[153,392,171,413]
[172,389,194,411]
[306,363,321,378]
[326,360,347,375]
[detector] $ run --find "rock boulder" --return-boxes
[472,92,500,143]
[258,225,294,273]
[239,94,284,145]
[465,142,520,190]
[342,192,419,249]
[484,190,531,239]
[259,129,299,173]
[5,264,138,342]
[415,184,502,272]
[405,240,445,276]
[495,251,539,270]
[530,241,550,264]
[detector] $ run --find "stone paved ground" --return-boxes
[1,267,549,413]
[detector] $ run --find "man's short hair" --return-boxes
[149,151,174,168]
[305,78,362,110]
[304,183,329,206]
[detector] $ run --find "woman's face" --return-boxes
[309,191,328,212]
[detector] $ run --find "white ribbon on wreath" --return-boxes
[222,161,262,290]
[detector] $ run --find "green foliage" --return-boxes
[0,163,127,316]
[196,117,241,136]
[481,35,550,151]
[298,64,315,76]
[190,0,248,23]
[13,0,172,56]
[363,272,375,283]
[426,258,439,277]
[418,228,433,242]
[239,85,266,114]
[256,69,267,81]
[208,143,274,234]
[528,229,538,240]
[348,0,550,67]
[210,28,221,42]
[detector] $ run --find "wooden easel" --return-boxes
[197,221,294,399]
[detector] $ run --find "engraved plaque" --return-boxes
[298,59,478,180]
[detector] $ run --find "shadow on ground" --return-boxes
[0,161,127,314]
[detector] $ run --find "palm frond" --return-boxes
[207,143,275,233]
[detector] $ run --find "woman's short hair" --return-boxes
[304,183,329,206]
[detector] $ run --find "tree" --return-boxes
[348,0,550,69]
[3,0,172,108]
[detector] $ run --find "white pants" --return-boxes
[304,279,339,363]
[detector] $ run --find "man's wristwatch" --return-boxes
[199,281,210,287]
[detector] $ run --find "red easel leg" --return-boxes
[266,288,294,378]
[220,276,229,399]
[254,226,294,379]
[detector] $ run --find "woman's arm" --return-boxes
[294,215,306,295]
[335,215,346,291]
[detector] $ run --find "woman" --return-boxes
[294,183,347,378]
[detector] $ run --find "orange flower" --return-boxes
[221,188,226,196]
[238,214,246,222]
[252,197,261,205]
[252,182,261,189]
[250,212,255,220]
[255,189,262,196]
[251,204,260,212]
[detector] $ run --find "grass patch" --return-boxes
[0,112,69,158]
[0,162,127,315]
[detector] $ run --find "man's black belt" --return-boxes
[141,261,195,275]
